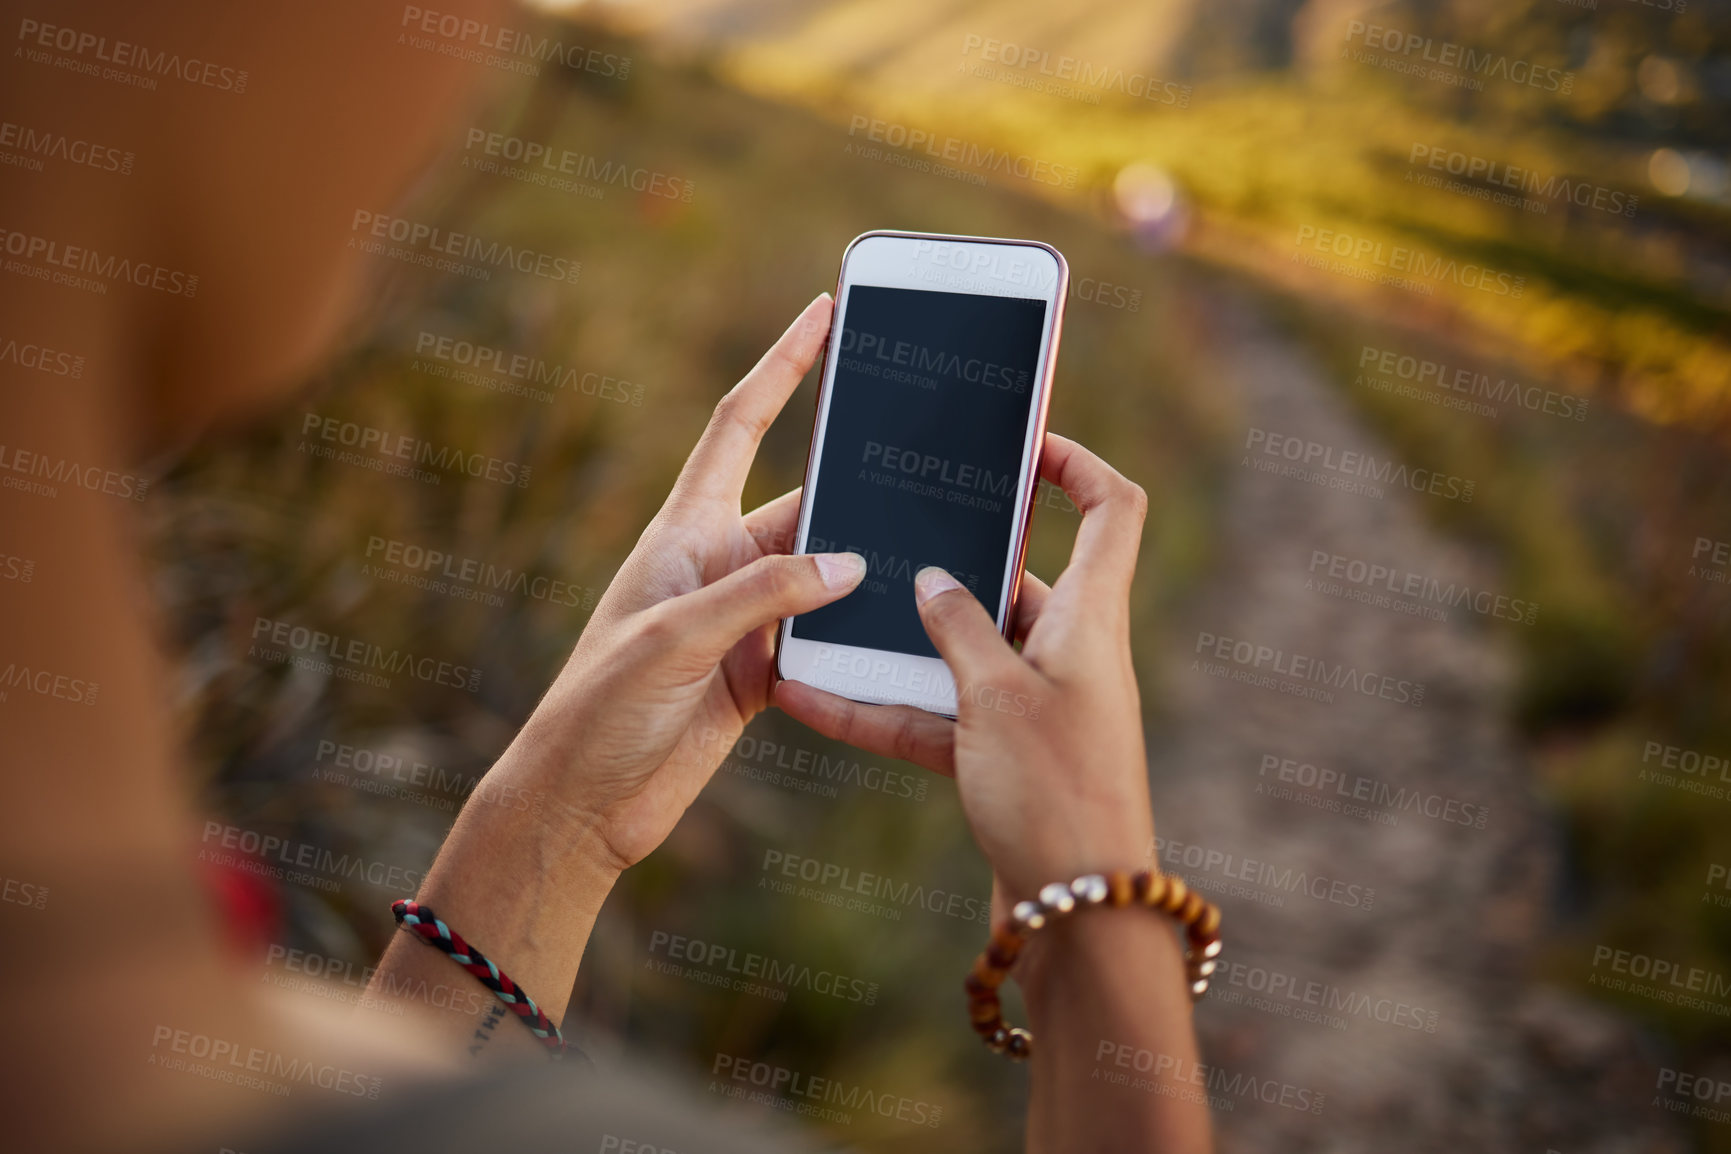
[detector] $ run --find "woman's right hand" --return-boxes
[774,433,1156,906]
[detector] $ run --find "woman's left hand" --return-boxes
[502,293,863,871]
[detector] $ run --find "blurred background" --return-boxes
[152,0,1731,1149]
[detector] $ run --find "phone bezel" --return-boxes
[773,229,1068,718]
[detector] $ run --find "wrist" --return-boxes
[990,826,1156,909]
[1014,904,1186,1008]
[456,753,625,904]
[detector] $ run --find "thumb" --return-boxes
[658,551,866,666]
[913,567,1016,690]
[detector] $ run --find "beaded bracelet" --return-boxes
[391,899,568,1058]
[964,870,1222,1060]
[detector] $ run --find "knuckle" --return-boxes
[632,602,680,651]
[750,556,801,603]
[888,710,923,764]
[923,589,973,628]
[1122,479,1149,520]
[769,339,806,375]
[984,660,1032,698]
[712,389,769,441]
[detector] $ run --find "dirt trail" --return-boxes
[1147,291,1680,1153]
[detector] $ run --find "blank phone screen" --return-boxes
[792,284,1047,659]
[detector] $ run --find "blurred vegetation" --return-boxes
[150,26,1235,1153]
[699,0,1731,428]
[640,0,1731,1140]
[147,1,1731,1148]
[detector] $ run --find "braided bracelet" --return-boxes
[964,870,1222,1060]
[390,899,568,1059]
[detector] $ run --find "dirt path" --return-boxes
[1146,289,1680,1153]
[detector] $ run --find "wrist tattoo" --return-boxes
[467,1002,509,1058]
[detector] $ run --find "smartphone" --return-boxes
[774,230,1067,717]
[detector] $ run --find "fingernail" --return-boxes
[914,566,962,605]
[815,551,867,590]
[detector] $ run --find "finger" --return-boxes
[1010,571,1051,646]
[913,567,1020,692]
[674,294,834,505]
[648,549,863,670]
[773,680,956,777]
[742,487,803,557]
[1039,433,1147,601]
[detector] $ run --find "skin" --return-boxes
[0,2,1210,1151]
[367,294,1211,1152]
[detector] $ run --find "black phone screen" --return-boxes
[791,284,1048,659]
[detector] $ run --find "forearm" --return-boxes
[364,729,620,1057]
[1019,912,1213,1154]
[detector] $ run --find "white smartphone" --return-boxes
[774,230,1068,717]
